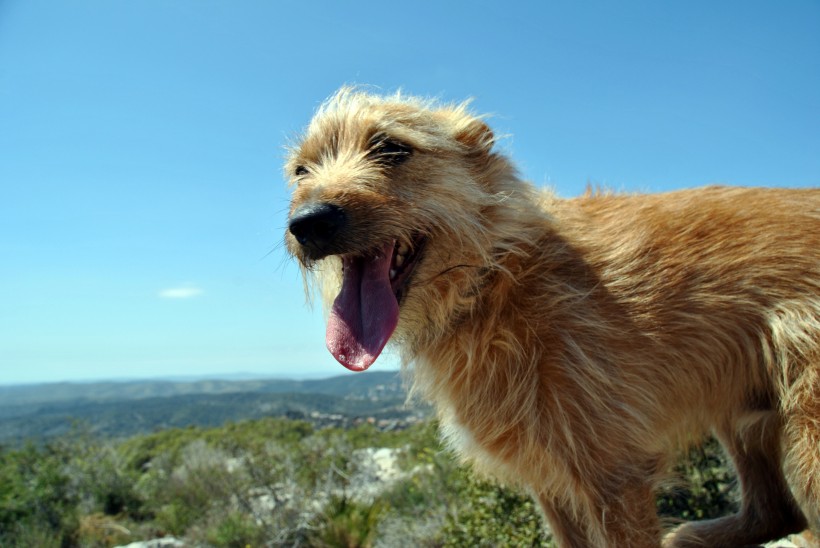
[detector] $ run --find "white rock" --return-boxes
[114,537,186,548]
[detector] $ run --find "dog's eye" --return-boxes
[370,137,412,166]
[294,165,309,177]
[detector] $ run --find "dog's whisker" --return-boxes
[423,264,485,284]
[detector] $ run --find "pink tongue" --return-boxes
[326,242,399,371]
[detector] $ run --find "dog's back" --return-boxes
[562,186,819,432]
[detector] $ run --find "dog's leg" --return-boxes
[782,370,820,531]
[538,500,590,547]
[664,415,807,548]
[538,480,661,548]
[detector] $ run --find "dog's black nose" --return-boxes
[288,202,347,254]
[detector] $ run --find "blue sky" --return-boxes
[1,1,818,384]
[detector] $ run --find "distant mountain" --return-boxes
[0,370,422,445]
[0,370,404,407]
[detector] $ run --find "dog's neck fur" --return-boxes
[401,155,643,488]
[404,151,548,350]
[402,161,572,466]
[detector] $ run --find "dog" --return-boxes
[284,87,820,547]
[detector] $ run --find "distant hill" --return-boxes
[0,370,405,407]
[0,370,423,445]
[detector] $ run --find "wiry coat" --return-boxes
[285,88,820,547]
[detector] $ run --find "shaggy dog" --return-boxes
[284,88,820,547]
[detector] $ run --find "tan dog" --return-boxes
[284,87,820,547]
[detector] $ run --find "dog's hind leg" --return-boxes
[664,413,807,547]
[782,369,820,532]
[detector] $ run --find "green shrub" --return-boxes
[657,437,738,520]
[204,510,266,548]
[76,512,134,548]
[73,443,145,519]
[438,470,552,547]
[310,495,387,548]
[0,521,65,548]
[0,442,80,547]
[150,440,244,534]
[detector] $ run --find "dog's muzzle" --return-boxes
[288,202,347,259]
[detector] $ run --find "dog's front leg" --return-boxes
[536,481,661,548]
[537,497,591,547]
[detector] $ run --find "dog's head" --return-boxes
[285,87,518,371]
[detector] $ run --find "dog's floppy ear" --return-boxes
[435,107,495,154]
[455,118,495,154]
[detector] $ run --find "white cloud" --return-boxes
[159,286,203,299]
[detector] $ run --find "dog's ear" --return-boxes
[435,108,495,154]
[455,118,495,154]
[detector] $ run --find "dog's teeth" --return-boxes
[398,242,409,255]
[390,268,397,280]
[394,254,405,267]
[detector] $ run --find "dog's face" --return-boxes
[285,88,498,371]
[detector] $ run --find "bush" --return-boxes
[657,437,738,520]
[438,470,552,547]
[71,443,145,519]
[76,513,133,547]
[150,440,245,534]
[0,441,80,547]
[310,496,387,548]
[203,510,266,548]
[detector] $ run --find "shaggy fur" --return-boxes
[284,87,820,547]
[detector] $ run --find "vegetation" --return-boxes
[0,414,739,547]
[0,373,740,546]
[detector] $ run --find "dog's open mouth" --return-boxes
[326,235,425,372]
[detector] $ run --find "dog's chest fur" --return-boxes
[437,397,524,481]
